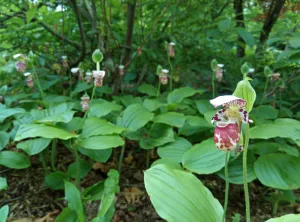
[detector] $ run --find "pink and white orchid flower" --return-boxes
[210,95,251,151]
[93,70,105,87]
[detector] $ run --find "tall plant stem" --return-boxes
[73,145,81,190]
[83,85,96,119]
[243,124,251,222]
[39,152,48,175]
[51,139,57,171]
[31,61,45,99]
[223,152,230,222]
[146,150,150,169]
[118,144,126,173]
[156,81,161,97]
[167,54,174,91]
[260,78,269,105]
[212,74,216,98]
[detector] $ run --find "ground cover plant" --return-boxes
[0,0,300,221]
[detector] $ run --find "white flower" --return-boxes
[24,72,31,77]
[13,54,23,59]
[169,42,176,46]
[249,68,255,73]
[217,64,224,68]
[161,69,169,74]
[71,68,80,74]
[93,70,105,78]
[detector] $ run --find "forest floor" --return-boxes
[1,144,299,222]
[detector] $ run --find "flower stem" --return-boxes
[83,85,96,119]
[146,150,150,169]
[118,144,126,173]
[156,81,161,97]
[223,152,230,222]
[261,77,269,105]
[212,74,216,98]
[31,61,45,99]
[243,124,251,222]
[167,54,174,91]
[73,145,81,190]
[51,139,57,171]
[39,152,48,175]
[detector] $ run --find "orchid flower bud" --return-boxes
[93,70,105,87]
[160,69,169,85]
[85,72,93,84]
[216,64,224,82]
[168,42,176,58]
[80,94,90,112]
[270,73,280,81]
[119,65,125,76]
[61,56,68,68]
[24,72,34,88]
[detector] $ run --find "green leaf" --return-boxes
[65,181,84,222]
[15,124,78,141]
[233,78,256,112]
[265,214,300,222]
[88,101,122,118]
[236,28,255,47]
[82,117,125,138]
[250,119,300,141]
[254,154,300,190]
[151,159,182,170]
[92,49,104,63]
[45,171,69,190]
[182,138,226,174]
[82,181,105,201]
[0,205,9,222]
[143,99,164,112]
[264,66,273,77]
[279,143,299,157]
[153,112,186,128]
[179,116,212,136]
[122,104,154,131]
[195,99,213,115]
[68,160,92,179]
[251,105,279,124]
[58,117,84,132]
[218,153,257,184]
[144,164,223,222]
[167,87,202,104]
[0,107,25,122]
[0,151,30,169]
[78,147,112,163]
[249,142,280,155]
[71,82,92,96]
[0,132,9,151]
[78,136,124,150]
[157,137,192,163]
[0,177,7,191]
[17,138,51,155]
[289,36,300,48]
[26,7,37,23]
[140,123,174,149]
[56,207,78,222]
[138,84,157,97]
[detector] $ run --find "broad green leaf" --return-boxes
[26,7,37,23]
[71,82,92,96]
[151,159,182,170]
[140,123,174,149]
[89,101,122,118]
[68,160,92,179]
[279,143,299,157]
[138,84,157,97]
[0,107,25,122]
[153,112,186,128]
[0,177,7,191]
[0,151,30,169]
[82,117,125,138]
[17,138,51,155]
[251,105,278,122]
[143,99,164,112]
[266,214,300,222]
[157,137,192,163]
[249,142,280,155]
[233,78,256,112]
[179,116,212,136]
[0,132,9,151]
[0,205,9,222]
[82,181,105,201]
[144,164,223,222]
[254,154,300,190]
[15,124,78,141]
[195,99,213,115]
[236,28,255,47]
[58,117,84,132]
[45,171,69,190]
[117,95,142,107]
[78,147,112,163]
[183,138,226,174]
[56,207,78,222]
[79,136,124,150]
[64,181,84,222]
[167,87,202,104]
[250,119,300,141]
[122,104,154,131]
[218,153,257,184]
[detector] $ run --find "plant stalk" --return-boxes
[212,73,216,98]
[31,60,45,99]
[146,150,150,169]
[261,77,269,105]
[51,139,57,171]
[73,145,81,190]
[156,81,161,97]
[39,152,48,175]
[223,151,230,222]
[167,53,174,91]
[243,124,251,222]
[118,144,126,173]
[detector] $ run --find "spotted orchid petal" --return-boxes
[238,107,249,123]
[211,108,226,124]
[214,121,240,151]
[210,95,246,108]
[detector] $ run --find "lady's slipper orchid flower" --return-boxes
[24,72,34,88]
[119,65,125,76]
[85,72,93,84]
[210,95,251,151]
[271,73,280,81]
[168,42,176,58]
[93,70,105,87]
[216,64,224,82]
[61,56,68,68]
[16,61,27,72]
[160,69,169,85]
[71,68,80,75]
[80,94,90,112]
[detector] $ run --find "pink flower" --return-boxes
[24,72,34,88]
[81,94,90,112]
[160,69,169,85]
[119,65,125,76]
[210,95,251,151]
[215,64,224,82]
[85,72,93,84]
[168,42,175,58]
[92,70,105,87]
[16,61,27,72]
